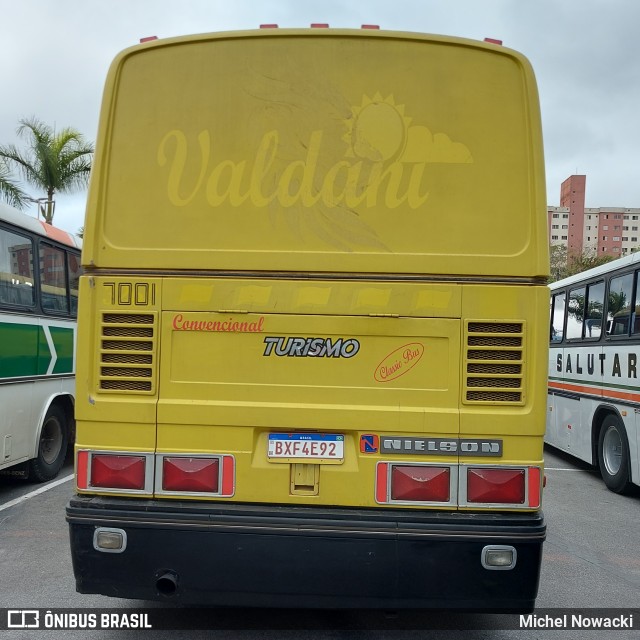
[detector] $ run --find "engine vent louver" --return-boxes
[464,321,524,404]
[99,313,156,393]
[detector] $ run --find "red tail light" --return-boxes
[91,454,146,490]
[391,465,450,502]
[163,457,219,492]
[157,454,235,496]
[467,468,525,504]
[376,462,453,504]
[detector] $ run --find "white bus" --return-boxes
[548,252,640,493]
[0,202,81,481]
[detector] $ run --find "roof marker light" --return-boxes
[361,24,380,29]
[311,23,329,28]
[140,36,158,43]
[259,24,279,29]
[484,38,503,45]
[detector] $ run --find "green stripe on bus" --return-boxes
[50,325,74,374]
[0,322,74,378]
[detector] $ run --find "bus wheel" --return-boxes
[28,405,69,482]
[597,415,631,494]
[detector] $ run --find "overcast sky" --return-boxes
[1,0,639,233]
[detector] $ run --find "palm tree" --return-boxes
[0,117,93,223]
[0,158,29,208]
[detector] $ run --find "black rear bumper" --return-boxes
[66,496,545,610]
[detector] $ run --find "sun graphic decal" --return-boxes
[344,93,412,162]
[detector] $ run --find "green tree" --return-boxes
[549,244,569,281]
[549,245,615,282]
[0,158,28,208]
[0,117,93,223]
[568,249,615,275]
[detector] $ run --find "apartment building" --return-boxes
[548,174,640,257]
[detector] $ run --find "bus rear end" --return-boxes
[67,28,548,610]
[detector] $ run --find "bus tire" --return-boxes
[28,404,69,482]
[597,415,631,494]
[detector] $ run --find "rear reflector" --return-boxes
[528,466,542,508]
[163,457,219,492]
[391,465,450,502]
[467,468,525,504]
[91,454,146,490]
[376,462,389,503]
[76,450,89,489]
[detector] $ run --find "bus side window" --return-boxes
[0,227,35,307]
[566,287,585,340]
[40,243,69,314]
[67,251,82,317]
[584,281,604,339]
[607,273,633,336]
[551,292,566,341]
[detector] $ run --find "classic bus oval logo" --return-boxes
[374,343,425,383]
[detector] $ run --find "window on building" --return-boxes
[563,214,568,219]
[552,213,559,218]
[552,224,559,229]
[561,235,567,240]
[551,235,558,240]
[613,237,621,241]
[602,226,609,230]
[623,237,628,241]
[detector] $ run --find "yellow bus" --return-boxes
[67,26,549,610]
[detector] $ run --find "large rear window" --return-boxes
[86,31,546,277]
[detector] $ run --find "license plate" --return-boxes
[268,433,345,464]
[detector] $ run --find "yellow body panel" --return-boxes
[76,30,548,511]
[83,29,547,278]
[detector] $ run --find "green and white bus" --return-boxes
[0,202,81,481]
